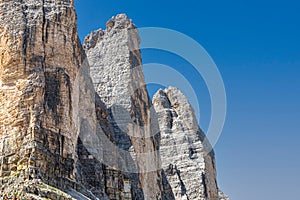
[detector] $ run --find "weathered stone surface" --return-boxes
[0,0,229,198]
[218,191,230,200]
[85,14,163,199]
[153,87,227,200]
[0,0,104,198]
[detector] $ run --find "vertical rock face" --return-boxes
[0,0,95,197]
[0,1,228,198]
[84,14,163,199]
[153,87,227,200]
[85,14,229,200]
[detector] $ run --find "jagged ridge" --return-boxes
[0,1,229,198]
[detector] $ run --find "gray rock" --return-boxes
[85,14,163,199]
[0,1,229,198]
[153,87,228,200]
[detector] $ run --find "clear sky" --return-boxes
[75,0,300,199]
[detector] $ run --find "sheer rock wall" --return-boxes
[0,0,101,198]
[153,87,223,200]
[0,1,228,198]
[84,14,163,199]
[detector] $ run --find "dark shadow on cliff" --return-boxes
[77,94,144,199]
[106,102,144,199]
[161,169,176,200]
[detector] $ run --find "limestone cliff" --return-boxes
[0,1,228,199]
[84,14,229,200]
[84,14,163,199]
[0,0,101,198]
[153,87,229,200]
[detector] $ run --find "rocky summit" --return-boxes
[0,0,229,199]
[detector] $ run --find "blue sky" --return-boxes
[75,0,300,199]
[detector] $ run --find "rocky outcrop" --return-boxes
[153,87,225,200]
[0,0,228,198]
[0,0,102,198]
[84,14,163,199]
[84,14,229,200]
[218,191,230,200]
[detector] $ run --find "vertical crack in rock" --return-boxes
[21,3,28,72]
[41,0,47,71]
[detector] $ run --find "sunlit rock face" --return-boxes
[0,0,229,198]
[85,14,229,200]
[85,14,163,199]
[0,0,101,198]
[153,87,229,200]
